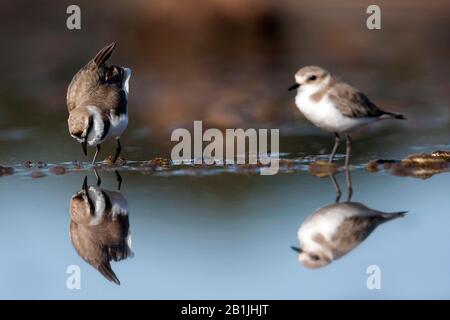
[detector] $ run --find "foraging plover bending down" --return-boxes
[291,202,406,269]
[289,66,405,167]
[67,42,131,164]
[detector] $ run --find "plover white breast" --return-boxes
[289,66,406,166]
[69,177,133,285]
[67,42,132,164]
[291,202,406,269]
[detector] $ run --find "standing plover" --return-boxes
[289,66,405,167]
[291,202,406,268]
[69,177,133,285]
[67,42,131,164]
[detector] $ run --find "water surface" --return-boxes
[1,124,450,299]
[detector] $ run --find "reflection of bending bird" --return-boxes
[69,179,133,284]
[292,202,406,269]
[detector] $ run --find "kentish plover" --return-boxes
[67,42,131,164]
[69,177,133,285]
[291,202,406,268]
[289,66,405,167]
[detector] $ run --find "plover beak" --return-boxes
[290,246,302,253]
[81,140,87,156]
[82,176,88,193]
[288,83,300,91]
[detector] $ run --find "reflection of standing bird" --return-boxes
[292,202,406,269]
[69,178,133,285]
[289,66,405,166]
[67,42,131,164]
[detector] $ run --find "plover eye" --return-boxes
[310,254,320,261]
[308,75,317,81]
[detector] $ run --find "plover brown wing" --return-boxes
[329,81,406,120]
[330,206,406,258]
[67,42,117,113]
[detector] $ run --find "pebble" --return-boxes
[31,171,46,179]
[50,166,66,175]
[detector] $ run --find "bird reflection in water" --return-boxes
[292,172,407,268]
[69,174,132,284]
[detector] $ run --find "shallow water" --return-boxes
[1,122,450,299]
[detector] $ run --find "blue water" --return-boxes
[1,164,449,299]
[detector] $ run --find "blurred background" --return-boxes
[0,0,448,162]
[0,0,450,300]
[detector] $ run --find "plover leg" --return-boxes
[113,138,122,164]
[94,168,102,186]
[345,135,353,199]
[115,170,123,190]
[329,174,341,203]
[345,135,351,169]
[346,168,353,201]
[328,133,341,163]
[92,145,101,165]
[82,141,87,156]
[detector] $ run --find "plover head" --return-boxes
[105,65,124,83]
[68,105,106,154]
[288,65,330,94]
[291,246,332,269]
[68,107,93,155]
[70,178,94,225]
[104,65,132,98]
